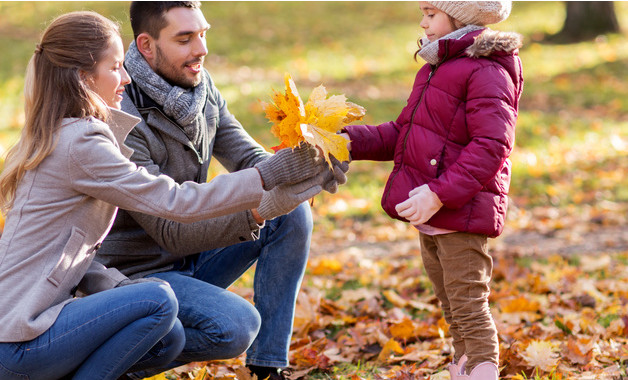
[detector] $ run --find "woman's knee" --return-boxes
[156,318,186,365]
[132,282,180,323]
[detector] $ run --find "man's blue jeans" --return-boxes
[132,203,312,377]
[0,282,184,380]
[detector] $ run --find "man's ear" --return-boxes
[136,33,155,61]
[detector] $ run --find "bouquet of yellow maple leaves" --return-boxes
[263,73,366,166]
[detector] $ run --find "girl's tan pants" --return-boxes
[419,232,499,372]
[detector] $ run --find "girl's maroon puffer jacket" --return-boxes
[346,29,524,237]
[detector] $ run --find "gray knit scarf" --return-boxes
[125,41,208,145]
[418,25,485,65]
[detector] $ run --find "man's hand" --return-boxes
[256,170,327,220]
[322,155,350,194]
[395,184,443,225]
[254,144,326,190]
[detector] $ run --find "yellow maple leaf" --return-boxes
[500,295,541,313]
[263,73,365,165]
[193,366,208,380]
[377,338,405,362]
[142,373,168,380]
[520,340,559,372]
[309,257,343,275]
[301,123,351,164]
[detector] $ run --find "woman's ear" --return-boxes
[136,33,155,61]
[78,70,91,85]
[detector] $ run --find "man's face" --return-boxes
[152,7,210,88]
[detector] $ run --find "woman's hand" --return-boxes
[395,184,443,225]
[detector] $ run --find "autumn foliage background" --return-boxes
[0,2,627,379]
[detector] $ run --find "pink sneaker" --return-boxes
[456,361,499,380]
[447,354,467,380]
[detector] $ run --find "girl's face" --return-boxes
[85,36,131,109]
[419,2,456,42]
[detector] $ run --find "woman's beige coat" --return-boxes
[0,109,263,342]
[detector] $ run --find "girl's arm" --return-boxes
[343,68,430,161]
[343,120,402,161]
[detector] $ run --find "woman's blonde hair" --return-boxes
[0,11,120,213]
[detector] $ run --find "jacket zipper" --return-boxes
[382,41,448,207]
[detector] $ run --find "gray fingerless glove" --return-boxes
[255,144,324,190]
[257,171,326,220]
[116,277,167,287]
[322,155,350,194]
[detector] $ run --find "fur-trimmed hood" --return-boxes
[436,28,523,90]
[466,29,523,58]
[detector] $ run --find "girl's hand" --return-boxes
[338,132,351,151]
[395,184,443,225]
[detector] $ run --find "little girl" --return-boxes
[342,2,523,379]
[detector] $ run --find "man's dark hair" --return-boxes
[130,1,201,40]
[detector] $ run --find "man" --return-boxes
[96,2,348,379]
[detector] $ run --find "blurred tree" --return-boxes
[554,1,620,42]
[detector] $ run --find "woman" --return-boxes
[0,11,323,380]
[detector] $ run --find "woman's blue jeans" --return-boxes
[0,282,185,380]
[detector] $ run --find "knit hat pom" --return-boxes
[427,1,512,26]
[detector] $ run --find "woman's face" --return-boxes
[85,36,131,109]
[419,2,456,42]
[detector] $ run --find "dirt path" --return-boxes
[310,203,628,259]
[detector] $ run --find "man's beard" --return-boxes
[154,45,203,89]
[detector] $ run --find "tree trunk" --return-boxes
[554,1,620,42]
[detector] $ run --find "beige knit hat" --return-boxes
[427,1,512,26]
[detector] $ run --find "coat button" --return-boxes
[430,159,437,166]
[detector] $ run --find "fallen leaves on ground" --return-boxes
[147,234,628,379]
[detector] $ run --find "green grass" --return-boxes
[2,3,627,378]
[0,1,626,214]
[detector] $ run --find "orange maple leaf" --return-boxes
[263,73,365,164]
[389,318,416,340]
[377,338,405,362]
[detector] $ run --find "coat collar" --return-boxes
[465,29,523,58]
[107,107,141,158]
[438,29,484,61]
[120,90,198,149]
[439,28,522,62]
